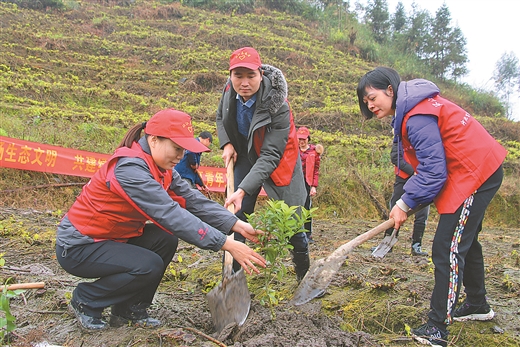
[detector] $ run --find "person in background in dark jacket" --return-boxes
[174,131,213,193]
[56,109,266,331]
[357,67,507,347]
[297,126,322,243]
[216,47,310,281]
[382,139,430,256]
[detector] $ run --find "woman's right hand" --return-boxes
[231,219,263,244]
[389,204,408,230]
[221,237,266,275]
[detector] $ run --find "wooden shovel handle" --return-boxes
[4,282,45,290]
[223,159,235,269]
[226,159,235,214]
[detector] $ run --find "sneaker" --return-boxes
[411,323,448,347]
[306,233,315,244]
[109,314,162,328]
[69,299,108,331]
[110,303,162,328]
[453,300,495,322]
[411,242,428,256]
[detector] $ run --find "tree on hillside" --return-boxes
[444,26,468,80]
[365,0,389,43]
[424,4,468,80]
[400,3,431,59]
[392,1,406,34]
[493,51,520,119]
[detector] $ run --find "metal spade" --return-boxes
[206,159,251,332]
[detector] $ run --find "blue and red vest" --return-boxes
[67,142,186,241]
[253,102,299,186]
[401,96,507,213]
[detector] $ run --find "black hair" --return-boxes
[118,122,146,148]
[357,67,401,119]
[199,131,213,143]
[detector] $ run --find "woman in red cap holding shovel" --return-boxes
[357,67,506,347]
[56,108,266,331]
[216,47,310,281]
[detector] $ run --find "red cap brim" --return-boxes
[229,62,261,71]
[171,137,210,153]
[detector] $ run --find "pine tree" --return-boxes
[392,1,406,34]
[425,4,468,80]
[402,3,431,59]
[365,0,390,44]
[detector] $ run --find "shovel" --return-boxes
[290,218,395,306]
[371,203,430,258]
[291,206,426,306]
[206,159,251,333]
[371,228,399,258]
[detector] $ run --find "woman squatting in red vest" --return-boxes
[56,109,266,331]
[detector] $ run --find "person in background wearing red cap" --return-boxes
[56,109,266,331]
[216,47,310,281]
[297,126,322,243]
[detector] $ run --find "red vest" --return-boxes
[301,145,319,186]
[253,103,299,186]
[67,142,186,241]
[394,166,411,179]
[401,96,507,213]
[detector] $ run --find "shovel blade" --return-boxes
[290,256,343,306]
[291,219,396,306]
[371,230,398,258]
[207,268,251,333]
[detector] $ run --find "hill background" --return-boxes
[0,0,519,226]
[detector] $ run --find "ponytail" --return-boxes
[117,122,147,148]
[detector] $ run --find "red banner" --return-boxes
[0,135,110,177]
[0,136,265,195]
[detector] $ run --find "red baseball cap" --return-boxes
[145,109,210,153]
[229,47,262,71]
[297,126,310,139]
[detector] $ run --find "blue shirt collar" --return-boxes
[236,93,257,108]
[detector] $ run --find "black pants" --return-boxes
[56,224,178,318]
[428,165,503,328]
[231,152,308,271]
[303,182,313,236]
[386,175,430,244]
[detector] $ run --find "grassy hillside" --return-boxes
[1,0,519,226]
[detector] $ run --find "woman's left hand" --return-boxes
[221,237,267,275]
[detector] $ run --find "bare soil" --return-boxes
[1,207,519,347]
